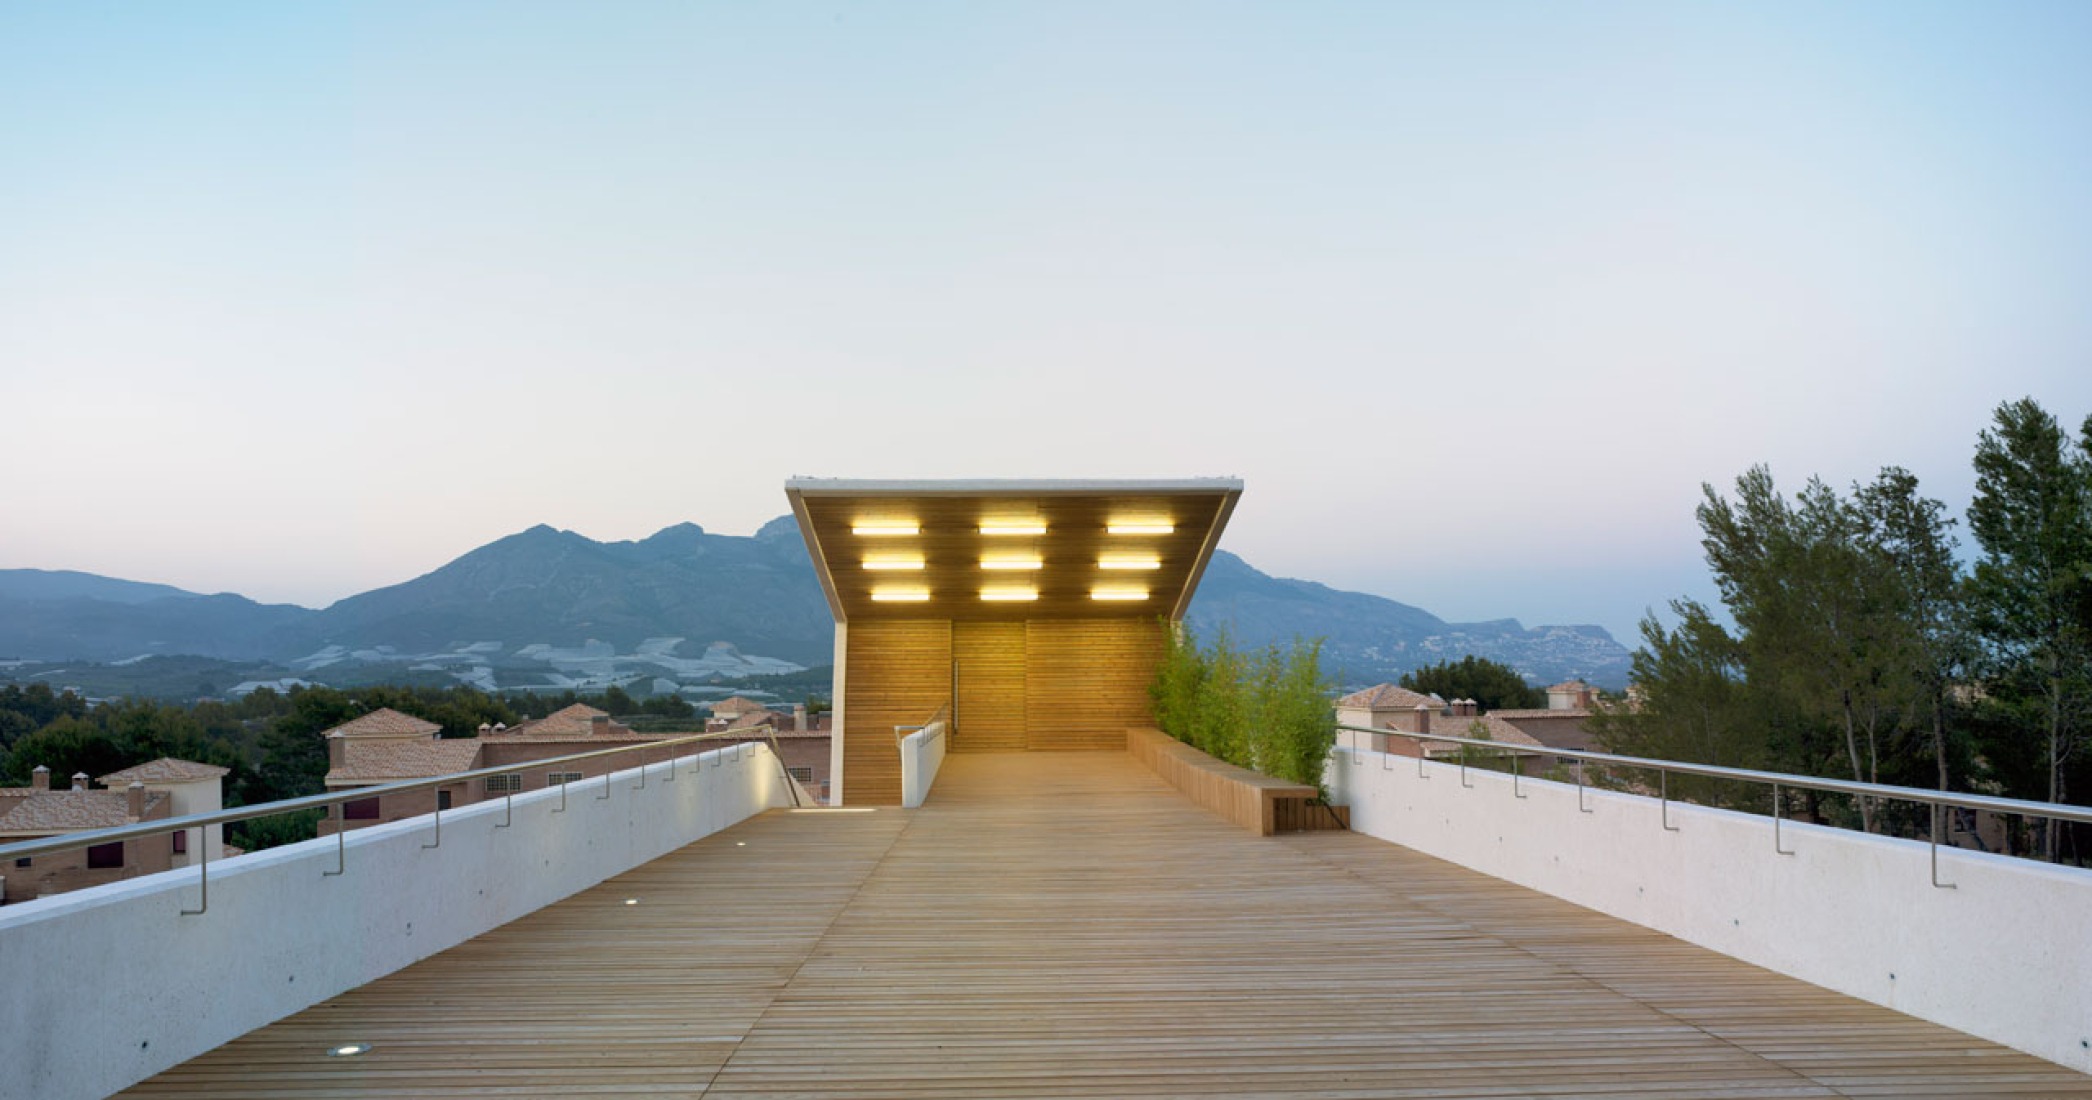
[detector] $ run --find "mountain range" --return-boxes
[0,520,1632,692]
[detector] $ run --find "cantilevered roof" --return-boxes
[785,478,1242,623]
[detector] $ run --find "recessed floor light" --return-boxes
[735,841,746,847]
[623,898,640,906]
[326,1043,372,1058]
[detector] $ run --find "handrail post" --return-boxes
[1930,803,1956,889]
[324,821,346,876]
[553,776,569,813]
[1773,782,1793,855]
[1577,760,1593,813]
[1511,752,1526,799]
[634,744,649,790]
[1660,769,1680,832]
[496,788,513,829]
[597,770,612,800]
[423,799,442,849]
[180,839,209,916]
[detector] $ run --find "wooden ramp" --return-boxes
[123,751,2092,1098]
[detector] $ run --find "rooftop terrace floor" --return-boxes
[125,751,2092,1098]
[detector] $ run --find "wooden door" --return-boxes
[953,621,1026,751]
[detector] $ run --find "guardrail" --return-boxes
[0,726,803,914]
[1328,723,2092,1076]
[3,734,801,1100]
[897,703,950,809]
[1340,723,2092,885]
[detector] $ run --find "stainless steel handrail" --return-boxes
[1337,723,2092,827]
[0,726,787,864]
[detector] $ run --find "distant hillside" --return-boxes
[0,569,206,605]
[279,519,833,664]
[1186,551,1630,688]
[1,522,1629,689]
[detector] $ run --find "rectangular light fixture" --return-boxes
[1091,587,1150,601]
[870,589,931,602]
[980,557,1043,571]
[852,523,920,537]
[1106,522,1173,535]
[1098,556,1161,570]
[980,588,1039,601]
[979,524,1047,536]
[863,556,925,571]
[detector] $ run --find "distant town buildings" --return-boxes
[0,757,231,905]
[318,701,833,832]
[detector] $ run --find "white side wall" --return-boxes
[1327,745,2092,1075]
[831,621,848,807]
[0,743,794,1100]
[160,776,222,869]
[898,719,947,809]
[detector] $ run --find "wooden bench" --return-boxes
[1126,727,1348,835]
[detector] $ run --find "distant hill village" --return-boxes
[1335,678,1606,760]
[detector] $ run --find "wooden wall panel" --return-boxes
[953,622,1026,752]
[1025,618,1164,751]
[843,619,951,805]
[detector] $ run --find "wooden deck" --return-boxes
[124,751,2092,1098]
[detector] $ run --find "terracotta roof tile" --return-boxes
[1485,709,1592,720]
[98,758,231,785]
[0,790,168,834]
[1336,684,1444,710]
[323,708,442,740]
[325,739,484,784]
[492,704,660,742]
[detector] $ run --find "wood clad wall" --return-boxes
[842,619,951,806]
[953,622,1026,753]
[1025,618,1164,751]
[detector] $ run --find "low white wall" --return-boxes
[899,720,947,809]
[1327,745,2092,1075]
[0,743,794,1100]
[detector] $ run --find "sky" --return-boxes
[4,2,2091,644]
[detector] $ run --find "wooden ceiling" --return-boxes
[785,479,1242,623]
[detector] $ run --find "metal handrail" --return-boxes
[894,702,950,751]
[1338,723,2092,827]
[0,726,787,864]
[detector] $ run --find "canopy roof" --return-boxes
[785,478,1242,623]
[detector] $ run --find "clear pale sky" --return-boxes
[4,2,2090,643]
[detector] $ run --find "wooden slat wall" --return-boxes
[953,621,1026,753]
[842,619,951,805]
[1025,618,1162,751]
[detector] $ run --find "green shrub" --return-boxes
[1150,623,1335,792]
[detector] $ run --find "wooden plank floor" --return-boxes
[123,751,2092,1099]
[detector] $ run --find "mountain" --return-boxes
[1,522,1631,690]
[0,571,309,663]
[279,519,833,664]
[0,569,206,605]
[1185,551,1630,687]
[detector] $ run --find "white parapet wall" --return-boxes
[1327,744,2092,1075]
[899,719,947,809]
[0,743,796,1100]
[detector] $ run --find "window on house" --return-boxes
[343,797,381,820]
[437,790,453,811]
[14,856,29,869]
[87,842,124,869]
[546,772,583,787]
[484,774,523,795]
[787,767,815,783]
[171,830,188,854]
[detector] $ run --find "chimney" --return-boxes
[1412,702,1432,735]
[71,772,89,792]
[591,715,611,737]
[127,781,146,820]
[31,765,49,792]
[328,733,346,772]
[793,704,808,733]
